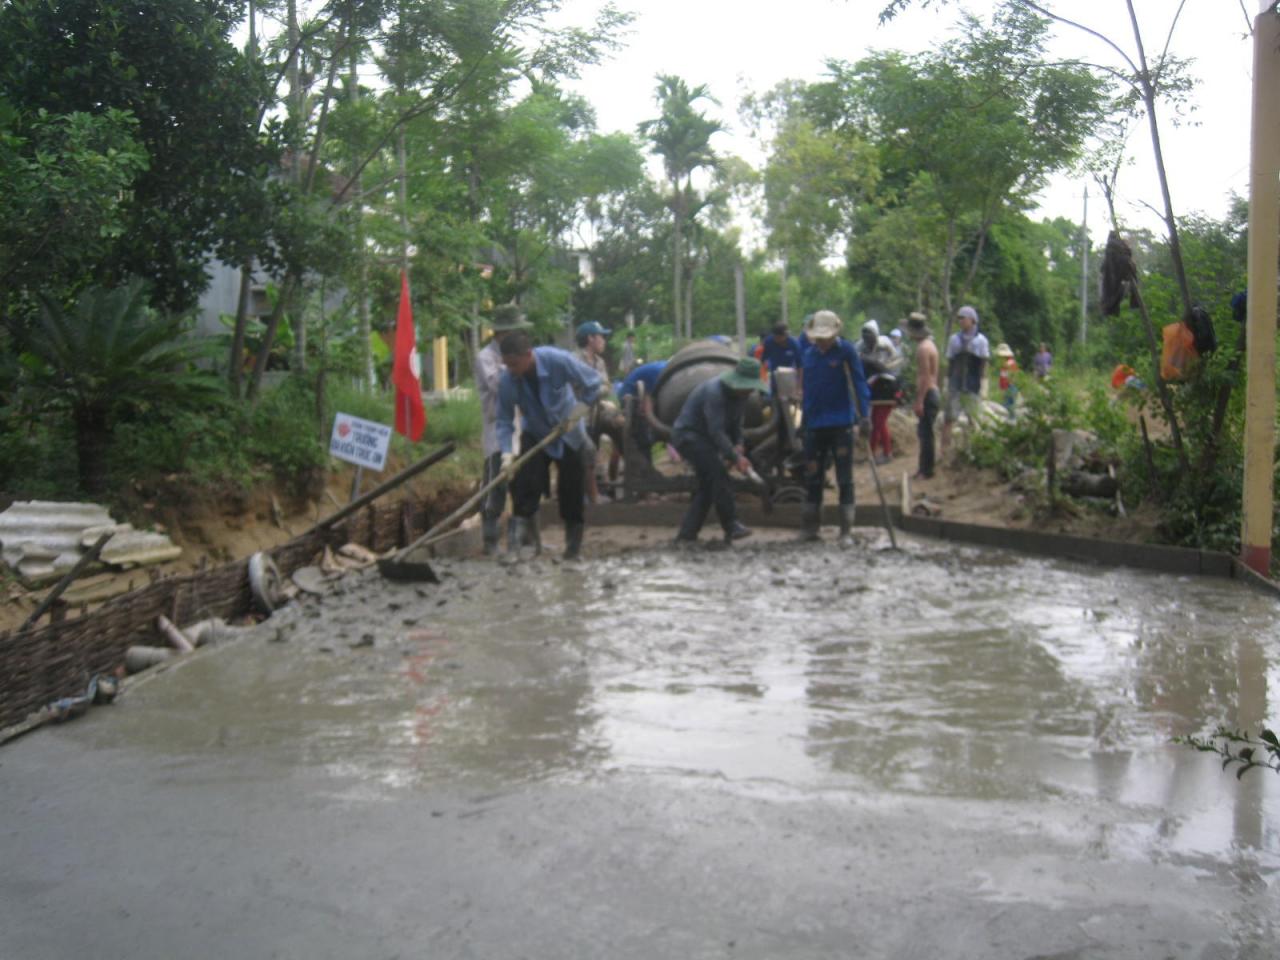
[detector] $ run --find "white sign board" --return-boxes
[329,413,392,471]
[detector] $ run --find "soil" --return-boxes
[0,415,1160,634]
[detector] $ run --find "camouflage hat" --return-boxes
[491,304,532,331]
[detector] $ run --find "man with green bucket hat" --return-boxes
[474,303,532,555]
[671,356,769,545]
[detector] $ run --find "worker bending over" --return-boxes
[799,310,871,543]
[497,331,601,560]
[672,356,768,546]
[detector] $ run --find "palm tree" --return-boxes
[639,75,722,339]
[29,280,220,495]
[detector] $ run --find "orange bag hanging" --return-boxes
[1160,322,1198,381]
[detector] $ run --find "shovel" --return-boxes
[378,406,589,581]
[844,364,898,550]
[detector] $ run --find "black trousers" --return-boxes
[918,388,939,477]
[510,433,585,525]
[673,431,737,540]
[803,424,854,507]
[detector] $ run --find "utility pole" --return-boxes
[780,255,789,329]
[734,263,746,354]
[1079,184,1089,348]
[1241,5,1279,575]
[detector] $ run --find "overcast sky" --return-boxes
[551,0,1258,244]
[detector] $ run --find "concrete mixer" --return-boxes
[614,340,805,504]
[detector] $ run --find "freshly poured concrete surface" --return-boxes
[2,533,1278,959]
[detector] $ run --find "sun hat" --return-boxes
[720,356,768,392]
[575,320,611,338]
[889,327,903,340]
[905,312,930,339]
[995,342,1015,359]
[809,310,842,339]
[491,304,532,331]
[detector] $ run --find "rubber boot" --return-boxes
[524,514,543,557]
[510,516,542,560]
[839,504,856,544]
[505,517,520,555]
[482,515,501,556]
[799,504,821,542]
[563,522,585,560]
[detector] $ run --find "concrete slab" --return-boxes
[1,539,1277,959]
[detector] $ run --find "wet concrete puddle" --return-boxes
[2,534,1278,958]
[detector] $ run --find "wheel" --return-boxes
[248,552,284,613]
[771,485,806,505]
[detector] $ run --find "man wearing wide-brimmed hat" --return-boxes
[474,303,533,555]
[671,356,769,545]
[798,309,871,542]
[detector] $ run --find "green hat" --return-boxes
[491,303,532,331]
[720,356,767,392]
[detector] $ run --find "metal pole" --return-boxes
[780,255,789,328]
[1079,184,1089,347]
[1242,8,1280,575]
[734,263,746,354]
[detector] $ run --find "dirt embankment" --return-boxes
[1,456,475,634]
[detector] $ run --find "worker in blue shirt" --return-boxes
[497,331,602,560]
[758,321,803,372]
[799,310,871,543]
[618,360,667,464]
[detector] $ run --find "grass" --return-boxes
[2,376,485,510]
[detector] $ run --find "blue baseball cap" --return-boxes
[575,321,611,337]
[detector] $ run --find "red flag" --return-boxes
[392,271,426,441]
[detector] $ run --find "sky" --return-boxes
[550,0,1259,246]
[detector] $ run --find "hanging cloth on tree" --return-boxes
[1100,231,1139,316]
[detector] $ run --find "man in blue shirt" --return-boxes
[758,321,802,372]
[799,310,871,543]
[618,359,667,464]
[671,357,768,545]
[497,331,602,560]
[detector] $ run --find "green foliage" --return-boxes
[0,104,148,319]
[962,373,1082,479]
[22,279,221,494]
[812,3,1105,325]
[424,395,482,447]
[0,0,276,312]
[1176,727,1280,778]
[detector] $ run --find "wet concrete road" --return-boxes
[2,535,1278,958]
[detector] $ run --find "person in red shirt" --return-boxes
[994,343,1018,416]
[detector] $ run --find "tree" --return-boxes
[639,75,724,339]
[823,3,1105,345]
[0,105,148,327]
[25,280,220,495]
[0,0,276,313]
[744,81,880,278]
